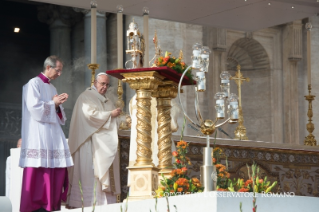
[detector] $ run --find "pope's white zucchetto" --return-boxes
[96,72,108,79]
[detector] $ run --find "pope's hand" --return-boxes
[53,93,68,107]
[111,108,121,117]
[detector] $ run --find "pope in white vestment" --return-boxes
[67,73,121,208]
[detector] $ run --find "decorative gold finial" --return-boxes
[149,30,162,67]
[87,64,100,87]
[179,50,184,62]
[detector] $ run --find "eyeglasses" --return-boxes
[51,66,62,74]
[96,81,111,88]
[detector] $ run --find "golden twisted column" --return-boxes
[121,71,165,201]
[156,98,172,169]
[122,71,165,166]
[135,89,153,166]
[152,81,177,175]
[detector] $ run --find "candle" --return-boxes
[91,1,97,64]
[143,7,149,67]
[117,5,123,69]
[306,22,312,85]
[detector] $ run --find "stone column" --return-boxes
[38,5,82,99]
[38,5,82,136]
[84,11,107,88]
[282,20,303,144]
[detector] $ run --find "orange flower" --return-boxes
[215,164,225,169]
[176,159,181,164]
[217,188,228,191]
[176,178,188,186]
[177,141,187,149]
[244,179,253,187]
[177,187,183,192]
[219,167,226,172]
[172,151,178,157]
[212,158,216,164]
[218,173,224,178]
[259,179,263,184]
[181,167,187,172]
[192,178,200,183]
[238,188,249,192]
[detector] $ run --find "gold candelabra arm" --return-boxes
[87,64,100,87]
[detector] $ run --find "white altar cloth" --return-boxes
[55,191,319,212]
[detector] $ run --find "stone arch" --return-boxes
[227,38,270,71]
[226,38,272,142]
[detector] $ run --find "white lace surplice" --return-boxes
[19,77,73,168]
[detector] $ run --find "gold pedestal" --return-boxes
[126,165,160,201]
[122,71,165,200]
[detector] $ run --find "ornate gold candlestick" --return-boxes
[87,64,100,87]
[152,81,178,177]
[304,84,316,146]
[231,64,250,140]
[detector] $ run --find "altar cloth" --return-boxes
[53,191,319,212]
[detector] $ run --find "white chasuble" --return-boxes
[19,77,73,168]
[67,88,120,207]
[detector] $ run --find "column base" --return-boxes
[127,165,160,201]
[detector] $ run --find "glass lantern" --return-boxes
[196,71,206,92]
[192,43,202,69]
[200,46,211,72]
[214,92,226,119]
[227,93,239,121]
[220,71,231,97]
